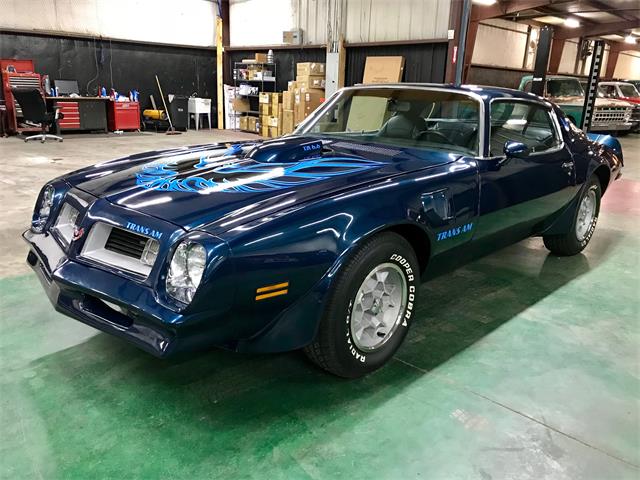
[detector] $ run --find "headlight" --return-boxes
[166,241,206,304]
[32,185,55,232]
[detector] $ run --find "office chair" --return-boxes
[11,88,63,143]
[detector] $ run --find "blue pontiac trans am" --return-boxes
[24,84,623,377]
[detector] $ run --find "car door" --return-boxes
[474,99,578,243]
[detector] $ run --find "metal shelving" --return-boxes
[233,62,277,133]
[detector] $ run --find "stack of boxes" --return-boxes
[290,62,325,128]
[253,62,326,139]
[259,92,283,138]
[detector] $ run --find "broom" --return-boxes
[155,75,181,135]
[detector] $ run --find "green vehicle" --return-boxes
[518,75,632,133]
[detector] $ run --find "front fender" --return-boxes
[225,160,479,352]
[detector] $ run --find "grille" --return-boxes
[104,227,148,259]
[593,107,630,124]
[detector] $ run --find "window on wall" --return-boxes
[490,101,560,155]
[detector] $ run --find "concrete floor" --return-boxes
[0,131,638,479]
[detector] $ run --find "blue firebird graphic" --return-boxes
[135,153,383,194]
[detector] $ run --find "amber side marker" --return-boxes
[255,282,289,301]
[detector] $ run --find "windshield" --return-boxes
[619,83,640,98]
[547,79,584,97]
[298,88,480,156]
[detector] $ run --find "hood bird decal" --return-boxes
[135,155,384,194]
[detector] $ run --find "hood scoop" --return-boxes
[246,136,326,163]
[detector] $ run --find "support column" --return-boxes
[548,38,565,74]
[455,0,473,85]
[444,0,463,83]
[326,0,346,97]
[216,15,224,130]
[462,19,479,84]
[581,40,605,132]
[531,26,553,96]
[605,49,620,79]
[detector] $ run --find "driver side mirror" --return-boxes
[503,141,530,159]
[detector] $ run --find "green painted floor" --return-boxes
[1,138,639,478]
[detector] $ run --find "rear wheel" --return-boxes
[543,176,601,256]
[304,232,420,378]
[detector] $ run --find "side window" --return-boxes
[490,101,560,156]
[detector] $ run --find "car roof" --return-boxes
[348,83,543,102]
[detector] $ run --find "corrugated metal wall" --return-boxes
[231,0,451,46]
[0,0,216,47]
[344,0,449,43]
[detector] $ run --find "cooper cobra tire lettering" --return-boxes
[345,299,366,363]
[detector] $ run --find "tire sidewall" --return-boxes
[574,178,601,249]
[329,237,419,375]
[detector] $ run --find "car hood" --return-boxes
[65,135,462,233]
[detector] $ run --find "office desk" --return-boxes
[47,97,108,132]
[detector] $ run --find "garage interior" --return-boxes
[1,0,639,478]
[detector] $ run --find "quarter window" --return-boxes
[490,101,560,156]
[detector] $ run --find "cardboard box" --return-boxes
[259,92,271,104]
[259,103,271,116]
[362,56,405,83]
[239,115,249,131]
[261,125,269,137]
[297,62,325,76]
[232,97,251,112]
[288,80,297,90]
[268,116,279,128]
[269,126,279,138]
[270,92,281,110]
[255,53,268,63]
[294,87,324,124]
[260,115,269,129]
[296,75,326,90]
[282,90,294,110]
[247,116,258,133]
[283,109,294,134]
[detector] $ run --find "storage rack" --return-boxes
[232,62,277,132]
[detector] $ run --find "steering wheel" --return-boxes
[416,129,450,144]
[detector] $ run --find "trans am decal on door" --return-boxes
[135,156,383,194]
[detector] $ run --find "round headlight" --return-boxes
[166,241,206,304]
[32,185,55,232]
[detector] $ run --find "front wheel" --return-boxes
[304,232,420,378]
[543,176,601,256]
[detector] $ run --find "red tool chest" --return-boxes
[55,101,80,129]
[108,101,140,131]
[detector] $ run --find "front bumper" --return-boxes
[590,121,633,132]
[23,229,223,357]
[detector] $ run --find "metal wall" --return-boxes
[0,0,217,47]
[345,42,448,86]
[344,0,450,43]
[0,32,217,113]
[230,0,451,46]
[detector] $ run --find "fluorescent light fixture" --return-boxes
[564,18,580,28]
[624,34,637,44]
[472,0,497,5]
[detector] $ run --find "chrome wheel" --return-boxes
[576,188,597,241]
[350,263,407,351]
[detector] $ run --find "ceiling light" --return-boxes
[472,0,497,5]
[624,34,637,44]
[564,18,580,28]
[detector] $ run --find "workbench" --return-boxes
[46,96,109,133]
